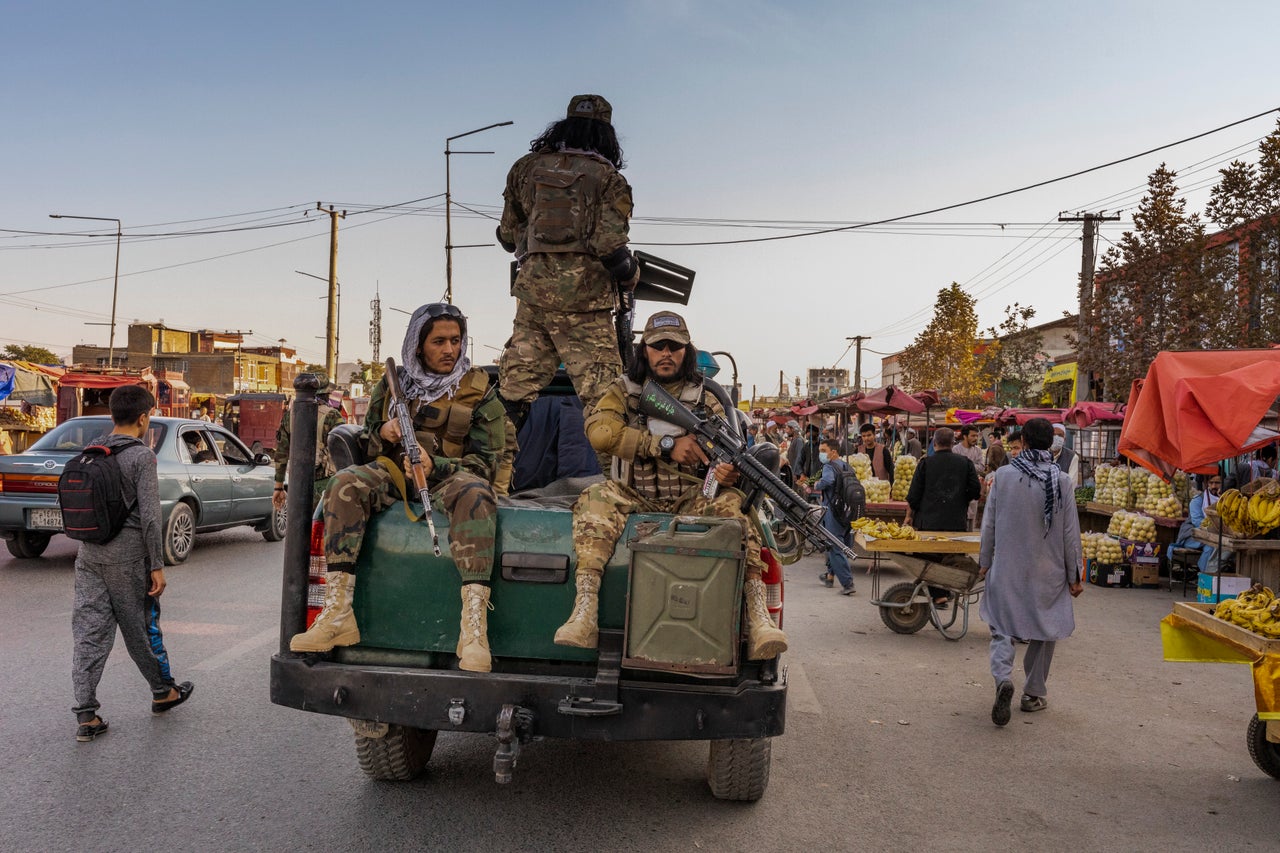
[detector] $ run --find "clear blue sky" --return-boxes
[3,1,1279,396]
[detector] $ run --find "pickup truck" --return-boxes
[269,373,788,801]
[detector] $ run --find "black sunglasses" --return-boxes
[646,340,685,352]
[420,303,465,320]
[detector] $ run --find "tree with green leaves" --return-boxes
[2,344,60,364]
[898,283,987,407]
[349,359,385,386]
[979,303,1045,407]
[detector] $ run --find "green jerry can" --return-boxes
[623,515,747,675]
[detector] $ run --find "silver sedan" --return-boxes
[0,416,285,564]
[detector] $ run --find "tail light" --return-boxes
[306,519,326,627]
[760,546,784,628]
[0,473,60,494]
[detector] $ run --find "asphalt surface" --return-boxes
[1,528,1277,852]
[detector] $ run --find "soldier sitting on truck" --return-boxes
[554,311,788,660]
[289,303,506,672]
[272,378,346,513]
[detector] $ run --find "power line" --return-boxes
[632,106,1279,247]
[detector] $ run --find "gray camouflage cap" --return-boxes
[641,310,691,346]
[567,94,612,125]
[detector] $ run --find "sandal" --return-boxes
[76,717,109,743]
[152,681,195,715]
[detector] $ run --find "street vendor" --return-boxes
[1174,472,1223,572]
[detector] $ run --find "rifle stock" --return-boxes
[384,357,442,556]
[637,380,858,564]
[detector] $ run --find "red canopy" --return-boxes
[58,371,154,390]
[1062,400,1124,428]
[1118,349,1280,479]
[912,389,941,408]
[995,407,1065,426]
[856,385,926,415]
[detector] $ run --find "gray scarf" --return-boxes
[399,309,471,405]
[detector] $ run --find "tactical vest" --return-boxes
[617,376,710,502]
[382,369,493,460]
[314,405,336,479]
[523,151,615,255]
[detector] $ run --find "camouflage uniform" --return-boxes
[323,368,503,584]
[496,99,635,416]
[572,378,768,583]
[272,400,346,511]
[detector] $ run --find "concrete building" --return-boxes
[806,367,849,399]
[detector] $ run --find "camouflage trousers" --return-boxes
[572,479,765,580]
[498,301,622,412]
[323,463,496,583]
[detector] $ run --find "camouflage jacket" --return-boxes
[499,150,634,313]
[363,369,505,485]
[273,401,346,484]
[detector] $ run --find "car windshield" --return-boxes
[27,418,167,453]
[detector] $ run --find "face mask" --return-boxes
[1051,435,1064,452]
[818,452,830,464]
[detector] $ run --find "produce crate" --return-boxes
[1169,601,1280,656]
[1196,572,1254,604]
[1086,559,1131,588]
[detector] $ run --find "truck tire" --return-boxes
[6,531,51,559]
[1247,713,1280,780]
[707,737,771,801]
[262,506,287,542]
[878,582,931,635]
[355,724,437,781]
[163,502,196,566]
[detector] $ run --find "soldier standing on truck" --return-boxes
[289,303,506,672]
[554,311,788,660]
[272,378,346,513]
[495,94,641,484]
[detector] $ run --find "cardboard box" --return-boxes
[1087,560,1131,588]
[1130,563,1160,588]
[1119,538,1163,565]
[1196,572,1253,604]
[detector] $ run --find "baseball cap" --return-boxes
[641,311,691,346]
[567,94,612,125]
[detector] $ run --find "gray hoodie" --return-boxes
[75,433,165,572]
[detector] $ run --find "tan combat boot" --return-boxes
[743,577,788,660]
[289,571,360,652]
[457,583,494,672]
[553,570,602,648]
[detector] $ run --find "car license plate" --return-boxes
[29,508,63,530]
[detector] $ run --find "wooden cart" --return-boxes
[856,531,983,640]
[1162,601,1280,780]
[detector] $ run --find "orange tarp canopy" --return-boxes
[1117,350,1280,479]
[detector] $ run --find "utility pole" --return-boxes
[846,335,871,392]
[369,283,382,365]
[317,203,346,383]
[444,120,512,303]
[1059,211,1120,401]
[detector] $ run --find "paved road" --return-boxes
[1,530,1276,852]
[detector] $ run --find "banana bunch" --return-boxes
[1217,484,1280,538]
[850,518,918,540]
[1213,584,1280,638]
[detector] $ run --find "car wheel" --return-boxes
[707,737,772,801]
[354,724,437,781]
[163,503,196,566]
[5,531,52,559]
[263,505,287,542]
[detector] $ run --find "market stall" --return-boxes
[1128,349,1280,779]
[0,361,61,453]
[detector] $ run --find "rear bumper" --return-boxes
[270,655,786,741]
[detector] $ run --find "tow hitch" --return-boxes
[493,704,535,784]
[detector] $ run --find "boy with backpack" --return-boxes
[66,385,193,743]
[813,438,862,596]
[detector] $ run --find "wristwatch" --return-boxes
[658,435,676,461]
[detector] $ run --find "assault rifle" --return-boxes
[384,357,442,556]
[637,380,858,565]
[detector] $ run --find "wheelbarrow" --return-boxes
[856,531,983,641]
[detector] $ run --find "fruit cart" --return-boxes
[857,531,983,640]
[1161,600,1280,779]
